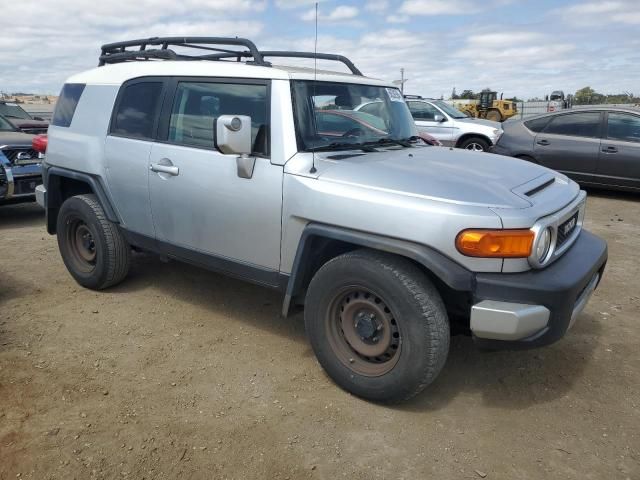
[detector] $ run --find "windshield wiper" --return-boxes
[307,142,377,153]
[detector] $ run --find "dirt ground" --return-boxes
[0,191,638,480]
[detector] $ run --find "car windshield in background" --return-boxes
[0,115,16,131]
[0,103,32,120]
[433,100,468,119]
[291,81,418,151]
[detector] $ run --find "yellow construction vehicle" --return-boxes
[453,90,518,122]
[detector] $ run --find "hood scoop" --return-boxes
[525,177,555,197]
[327,153,366,160]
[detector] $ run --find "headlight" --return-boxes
[535,227,552,262]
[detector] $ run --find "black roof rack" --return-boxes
[403,94,424,99]
[98,36,363,75]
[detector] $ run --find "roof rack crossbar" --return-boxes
[196,50,363,75]
[98,37,363,75]
[99,36,266,66]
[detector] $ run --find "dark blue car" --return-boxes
[0,115,42,203]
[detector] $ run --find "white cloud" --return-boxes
[400,0,477,16]
[365,0,389,12]
[387,14,409,24]
[556,0,640,26]
[301,5,359,22]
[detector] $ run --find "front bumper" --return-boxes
[470,230,607,349]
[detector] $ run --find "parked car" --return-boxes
[0,115,43,203]
[0,101,49,134]
[397,96,502,151]
[37,36,607,403]
[492,107,640,191]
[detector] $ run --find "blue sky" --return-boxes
[1,0,639,99]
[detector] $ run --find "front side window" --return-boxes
[292,81,417,151]
[407,101,441,121]
[543,112,601,138]
[111,82,163,139]
[432,100,468,119]
[607,112,640,143]
[524,116,552,133]
[168,82,269,156]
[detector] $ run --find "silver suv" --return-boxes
[37,37,607,403]
[403,96,503,151]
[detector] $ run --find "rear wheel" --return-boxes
[485,109,502,122]
[57,194,130,290]
[459,136,490,152]
[305,250,450,403]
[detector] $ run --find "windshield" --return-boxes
[0,115,16,131]
[433,100,468,119]
[0,103,32,120]
[292,80,418,151]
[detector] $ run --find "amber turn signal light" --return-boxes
[456,229,534,258]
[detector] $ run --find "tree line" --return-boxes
[450,87,640,105]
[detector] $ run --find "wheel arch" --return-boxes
[44,166,120,234]
[455,133,493,149]
[282,223,474,317]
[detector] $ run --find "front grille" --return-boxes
[557,211,579,248]
[0,147,41,165]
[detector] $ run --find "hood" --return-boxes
[316,147,561,209]
[0,131,35,147]
[456,117,502,129]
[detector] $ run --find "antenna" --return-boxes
[309,2,318,174]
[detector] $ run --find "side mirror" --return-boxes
[434,114,446,123]
[215,115,252,155]
[215,115,255,179]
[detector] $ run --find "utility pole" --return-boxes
[393,68,408,94]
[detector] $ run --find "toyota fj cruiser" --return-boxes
[37,37,607,403]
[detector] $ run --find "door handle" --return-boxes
[536,139,550,146]
[601,146,618,154]
[150,163,180,176]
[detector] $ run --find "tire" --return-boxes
[459,136,490,152]
[485,109,502,122]
[57,194,130,290]
[304,249,450,403]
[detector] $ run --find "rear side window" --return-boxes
[543,112,601,138]
[167,81,269,156]
[52,83,85,127]
[111,82,163,140]
[524,116,551,133]
[607,113,640,143]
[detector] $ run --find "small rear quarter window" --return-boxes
[52,83,86,127]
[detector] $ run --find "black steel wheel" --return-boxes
[57,194,130,290]
[305,249,450,403]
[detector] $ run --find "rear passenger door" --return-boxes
[533,111,603,183]
[596,111,640,189]
[148,78,283,274]
[104,78,166,239]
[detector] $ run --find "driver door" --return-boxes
[148,78,283,276]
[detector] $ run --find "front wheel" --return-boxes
[57,194,130,290]
[304,250,450,403]
[459,136,490,152]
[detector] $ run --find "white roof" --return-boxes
[67,60,392,87]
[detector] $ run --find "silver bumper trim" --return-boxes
[569,273,600,329]
[35,184,47,208]
[471,300,550,341]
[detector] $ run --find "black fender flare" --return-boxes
[282,223,474,317]
[44,166,120,232]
